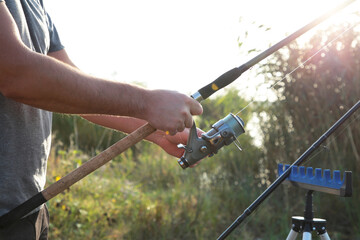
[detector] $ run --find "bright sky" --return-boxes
[45,0,357,98]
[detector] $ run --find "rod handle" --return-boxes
[0,193,47,228]
[43,122,156,200]
[192,66,246,101]
[0,122,156,228]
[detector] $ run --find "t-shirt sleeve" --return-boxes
[45,12,64,53]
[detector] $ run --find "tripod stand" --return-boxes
[286,190,330,240]
[277,164,353,240]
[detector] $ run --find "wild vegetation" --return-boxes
[48,21,359,239]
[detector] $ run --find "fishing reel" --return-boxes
[177,113,245,169]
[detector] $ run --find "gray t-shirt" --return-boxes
[0,0,64,216]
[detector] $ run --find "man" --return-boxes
[0,0,203,239]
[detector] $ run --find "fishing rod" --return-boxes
[0,0,355,229]
[190,0,356,102]
[217,100,360,239]
[177,0,356,168]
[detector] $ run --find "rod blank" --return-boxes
[217,100,360,239]
[194,0,356,101]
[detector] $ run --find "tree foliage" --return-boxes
[257,20,360,238]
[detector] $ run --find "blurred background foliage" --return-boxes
[48,20,359,239]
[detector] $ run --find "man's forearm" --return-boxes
[81,114,192,158]
[0,2,148,119]
[1,50,148,117]
[82,115,146,134]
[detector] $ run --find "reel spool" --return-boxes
[177,113,245,169]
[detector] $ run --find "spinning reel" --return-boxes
[177,113,245,169]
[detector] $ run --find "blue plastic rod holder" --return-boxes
[278,164,352,197]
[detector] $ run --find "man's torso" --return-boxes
[0,0,63,216]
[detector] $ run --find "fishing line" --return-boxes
[232,21,359,155]
[233,113,360,238]
[235,21,358,116]
[302,112,360,167]
[222,118,360,236]
[269,22,357,89]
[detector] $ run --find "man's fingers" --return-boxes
[145,91,202,134]
[189,99,203,116]
[184,114,193,129]
[177,122,186,133]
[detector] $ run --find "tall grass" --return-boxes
[46,138,295,239]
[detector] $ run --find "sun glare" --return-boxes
[45,0,358,95]
[301,0,359,33]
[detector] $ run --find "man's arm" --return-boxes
[0,2,202,134]
[48,49,196,158]
[82,115,196,158]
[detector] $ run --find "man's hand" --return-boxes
[148,127,205,167]
[140,89,203,135]
[148,128,194,158]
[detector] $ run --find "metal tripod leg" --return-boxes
[298,231,331,240]
[285,228,313,240]
[314,218,330,240]
[286,216,303,240]
[302,232,312,240]
[286,229,299,240]
[319,232,331,240]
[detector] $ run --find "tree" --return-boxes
[258,19,360,238]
